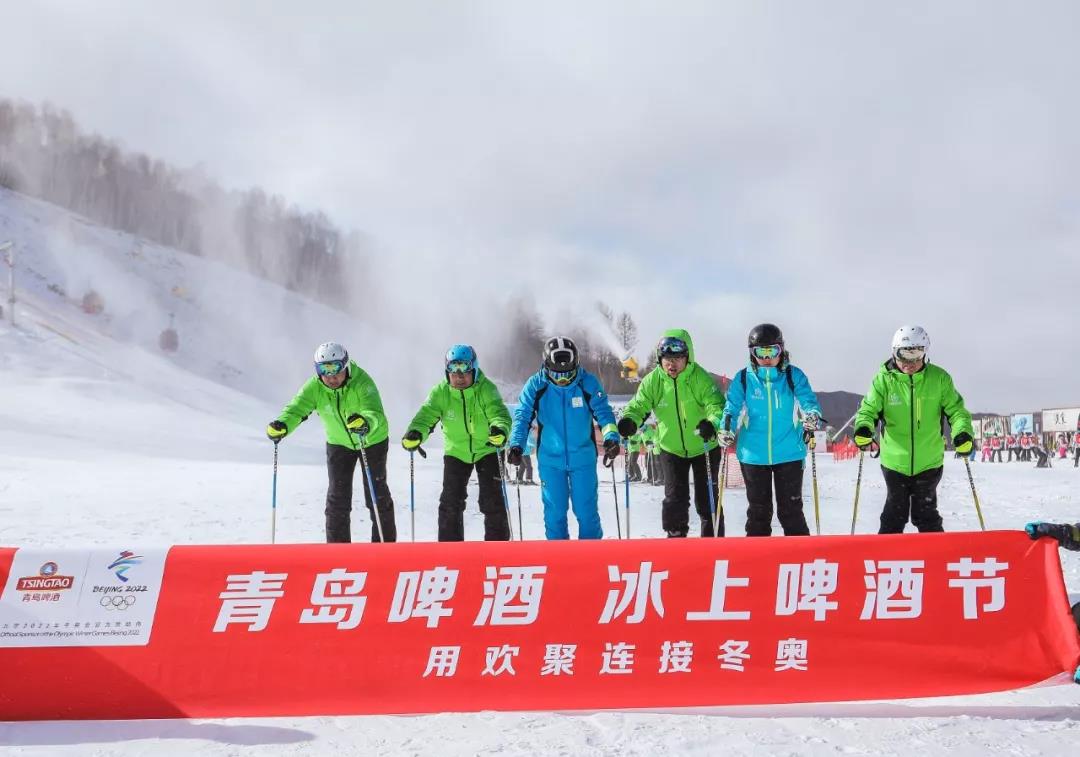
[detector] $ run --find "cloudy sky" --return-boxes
[3,1,1078,411]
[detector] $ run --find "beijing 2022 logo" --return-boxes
[107,551,143,583]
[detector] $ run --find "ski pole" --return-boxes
[810,434,821,536]
[850,450,864,535]
[716,447,728,536]
[623,439,632,537]
[963,456,986,531]
[409,450,416,542]
[271,441,279,544]
[496,448,516,541]
[604,453,623,539]
[704,443,718,537]
[358,442,386,543]
[515,463,524,540]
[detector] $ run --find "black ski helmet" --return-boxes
[543,336,579,373]
[747,323,784,348]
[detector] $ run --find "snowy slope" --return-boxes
[1,192,1078,755]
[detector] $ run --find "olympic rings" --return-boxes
[99,594,136,610]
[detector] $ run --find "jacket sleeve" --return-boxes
[720,370,746,431]
[620,373,656,426]
[347,369,389,442]
[407,384,445,442]
[277,379,318,433]
[792,367,822,418]
[940,370,973,439]
[510,375,541,449]
[583,374,619,439]
[691,366,726,428]
[854,370,885,433]
[481,378,513,435]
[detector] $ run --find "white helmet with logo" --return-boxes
[314,342,348,364]
[891,326,929,358]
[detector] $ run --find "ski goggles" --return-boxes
[895,347,926,363]
[446,360,474,374]
[751,344,783,360]
[315,359,347,377]
[547,368,577,386]
[657,337,689,359]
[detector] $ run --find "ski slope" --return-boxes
[1,192,1078,755]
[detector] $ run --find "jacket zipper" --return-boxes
[460,391,473,460]
[562,388,570,469]
[908,374,915,475]
[673,377,689,457]
[334,390,357,451]
[766,375,774,465]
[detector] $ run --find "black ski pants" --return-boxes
[879,465,944,534]
[741,460,810,536]
[659,446,723,537]
[1073,448,1079,468]
[326,439,397,543]
[628,451,643,481]
[439,452,510,541]
[648,451,664,485]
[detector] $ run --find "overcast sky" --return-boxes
[3,1,1079,411]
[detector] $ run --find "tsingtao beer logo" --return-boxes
[16,561,75,592]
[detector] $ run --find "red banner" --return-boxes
[0,532,1077,720]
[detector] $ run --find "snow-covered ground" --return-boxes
[1,194,1078,754]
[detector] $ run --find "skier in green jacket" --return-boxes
[266,342,396,543]
[618,329,726,537]
[402,345,512,541]
[853,326,973,533]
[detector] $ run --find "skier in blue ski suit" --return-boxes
[508,336,621,539]
[719,324,823,536]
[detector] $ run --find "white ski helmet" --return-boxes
[314,341,348,365]
[891,326,929,357]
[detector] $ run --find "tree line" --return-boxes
[0,99,353,301]
[0,99,653,388]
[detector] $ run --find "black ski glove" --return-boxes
[1026,522,1080,551]
[617,418,637,438]
[696,419,717,442]
[507,446,524,466]
[602,438,621,464]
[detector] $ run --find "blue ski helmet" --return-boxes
[445,344,478,376]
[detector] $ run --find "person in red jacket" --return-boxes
[1005,434,1017,462]
[990,434,1003,462]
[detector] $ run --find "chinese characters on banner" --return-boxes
[0,533,1076,720]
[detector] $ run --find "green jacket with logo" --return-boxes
[854,360,973,476]
[620,328,726,459]
[406,370,512,464]
[276,361,389,449]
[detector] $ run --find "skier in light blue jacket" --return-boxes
[719,324,822,536]
[508,336,621,539]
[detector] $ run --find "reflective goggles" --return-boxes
[895,347,926,364]
[547,368,577,386]
[658,337,689,358]
[751,344,783,360]
[315,359,347,377]
[446,360,474,374]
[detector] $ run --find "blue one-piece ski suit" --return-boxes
[510,367,619,539]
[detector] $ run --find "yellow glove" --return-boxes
[487,426,507,447]
[346,414,368,436]
[402,431,422,450]
[853,426,874,449]
[953,432,973,455]
[266,420,287,441]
